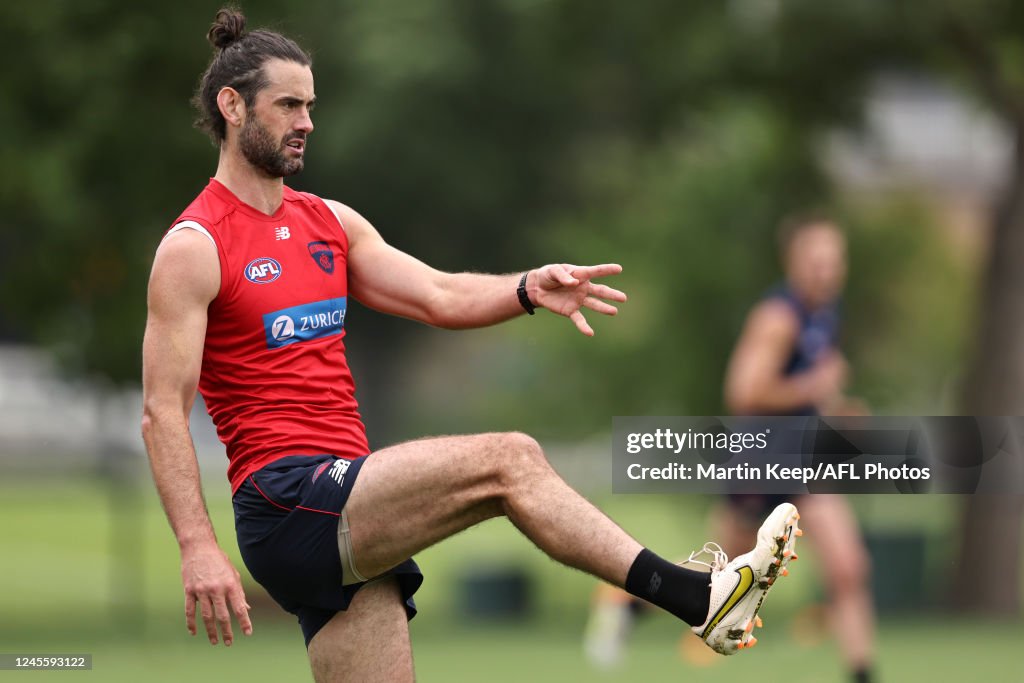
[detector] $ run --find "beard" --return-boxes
[239,116,304,178]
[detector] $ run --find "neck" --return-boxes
[786,280,829,311]
[213,144,285,216]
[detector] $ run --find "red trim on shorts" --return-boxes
[248,475,293,512]
[295,505,341,517]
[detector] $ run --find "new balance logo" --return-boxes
[275,226,291,240]
[649,571,662,595]
[329,459,351,486]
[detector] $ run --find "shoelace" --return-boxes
[685,542,729,572]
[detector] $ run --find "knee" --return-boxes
[824,545,872,597]
[491,431,549,487]
[505,431,544,458]
[502,431,548,469]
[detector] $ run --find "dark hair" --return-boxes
[777,210,842,255]
[192,7,312,143]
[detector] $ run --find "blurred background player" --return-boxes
[585,214,876,683]
[719,214,876,683]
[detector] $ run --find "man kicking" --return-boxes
[141,9,799,681]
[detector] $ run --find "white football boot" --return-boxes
[690,502,801,654]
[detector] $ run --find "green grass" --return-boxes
[1,477,1022,682]
[3,616,1023,682]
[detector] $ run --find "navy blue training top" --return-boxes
[764,284,841,415]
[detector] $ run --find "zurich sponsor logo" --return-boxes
[263,297,347,349]
[245,257,282,284]
[270,315,295,342]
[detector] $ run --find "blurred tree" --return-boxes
[763,0,1024,618]
[924,2,1024,617]
[0,1,226,378]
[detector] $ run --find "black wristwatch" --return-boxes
[517,272,536,315]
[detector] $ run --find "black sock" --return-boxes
[624,548,711,626]
[852,667,873,683]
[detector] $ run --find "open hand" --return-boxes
[528,263,627,336]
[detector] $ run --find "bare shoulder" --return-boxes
[744,298,799,340]
[150,229,220,307]
[322,199,381,247]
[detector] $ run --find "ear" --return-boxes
[216,87,246,131]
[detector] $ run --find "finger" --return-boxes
[570,263,622,280]
[581,297,618,316]
[230,586,254,637]
[587,283,628,303]
[198,594,219,645]
[213,595,234,646]
[548,264,579,287]
[185,593,197,636]
[569,310,594,336]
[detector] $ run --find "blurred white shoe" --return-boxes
[583,588,636,668]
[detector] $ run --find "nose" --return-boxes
[296,106,314,134]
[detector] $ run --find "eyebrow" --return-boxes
[275,95,316,107]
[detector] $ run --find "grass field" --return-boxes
[3,616,1024,682]
[2,475,1022,682]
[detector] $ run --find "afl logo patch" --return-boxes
[245,257,282,284]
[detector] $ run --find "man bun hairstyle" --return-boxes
[207,7,247,49]
[192,7,312,143]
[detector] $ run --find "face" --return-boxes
[238,59,315,178]
[785,223,847,308]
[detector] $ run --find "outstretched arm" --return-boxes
[330,200,626,335]
[141,229,252,646]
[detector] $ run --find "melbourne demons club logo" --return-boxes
[307,241,334,274]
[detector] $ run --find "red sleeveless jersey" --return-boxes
[170,179,369,492]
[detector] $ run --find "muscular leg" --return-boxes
[798,494,875,674]
[345,432,643,586]
[308,577,413,683]
[321,430,720,675]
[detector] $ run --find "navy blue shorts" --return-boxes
[232,454,423,646]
